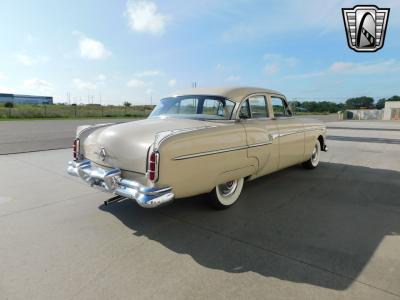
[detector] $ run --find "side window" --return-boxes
[202,98,235,119]
[202,99,220,115]
[176,98,198,114]
[249,95,268,118]
[271,97,292,118]
[239,100,251,119]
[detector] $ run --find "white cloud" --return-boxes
[0,72,5,80]
[214,63,240,73]
[39,56,51,63]
[283,60,400,81]
[329,60,400,74]
[285,71,325,80]
[73,78,97,90]
[145,88,154,95]
[16,54,35,66]
[16,54,50,66]
[22,78,53,93]
[78,36,111,60]
[126,0,168,35]
[264,64,279,75]
[0,85,13,93]
[215,63,225,71]
[263,53,297,75]
[97,74,107,81]
[264,53,297,67]
[26,33,36,43]
[168,79,177,87]
[134,70,162,77]
[127,79,147,88]
[225,75,240,82]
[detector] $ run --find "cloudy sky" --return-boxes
[0,0,399,104]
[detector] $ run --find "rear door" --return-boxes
[269,95,305,169]
[239,94,279,177]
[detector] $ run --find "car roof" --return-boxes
[169,86,284,102]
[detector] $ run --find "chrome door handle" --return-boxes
[268,133,279,140]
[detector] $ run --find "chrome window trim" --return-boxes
[236,93,274,120]
[269,94,294,118]
[150,94,237,120]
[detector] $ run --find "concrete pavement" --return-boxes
[0,121,400,299]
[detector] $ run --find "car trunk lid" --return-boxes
[82,118,222,174]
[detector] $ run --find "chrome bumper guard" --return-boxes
[67,160,174,208]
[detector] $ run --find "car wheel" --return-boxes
[208,178,244,210]
[302,140,321,169]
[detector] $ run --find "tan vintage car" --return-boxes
[67,87,328,209]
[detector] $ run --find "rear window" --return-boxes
[149,95,235,120]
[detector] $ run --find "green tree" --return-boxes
[4,101,14,108]
[123,101,132,107]
[376,98,386,109]
[345,97,374,109]
[387,95,400,102]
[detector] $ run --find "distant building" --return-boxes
[383,101,400,121]
[344,109,383,120]
[0,93,53,105]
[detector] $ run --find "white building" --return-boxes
[383,101,400,120]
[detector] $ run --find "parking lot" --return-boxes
[1,119,400,299]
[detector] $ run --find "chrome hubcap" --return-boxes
[311,145,319,163]
[218,180,238,197]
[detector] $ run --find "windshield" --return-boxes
[149,95,236,120]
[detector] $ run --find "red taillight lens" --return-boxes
[73,139,80,160]
[147,151,159,182]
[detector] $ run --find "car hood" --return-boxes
[82,117,222,174]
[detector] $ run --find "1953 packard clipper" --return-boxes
[67,87,328,209]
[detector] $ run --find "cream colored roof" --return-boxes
[170,86,284,102]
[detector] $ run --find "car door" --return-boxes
[269,95,305,169]
[239,94,279,177]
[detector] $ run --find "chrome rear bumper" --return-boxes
[67,160,174,208]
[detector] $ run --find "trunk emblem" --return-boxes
[99,147,107,161]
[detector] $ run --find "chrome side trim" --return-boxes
[174,145,248,160]
[279,131,298,137]
[153,126,217,151]
[173,127,325,160]
[174,140,274,160]
[305,127,325,132]
[269,133,279,140]
[248,141,273,148]
[279,127,324,138]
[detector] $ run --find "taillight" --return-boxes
[73,139,80,160]
[147,151,159,182]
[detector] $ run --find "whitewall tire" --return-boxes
[208,178,244,209]
[302,140,321,169]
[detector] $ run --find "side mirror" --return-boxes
[239,113,249,119]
